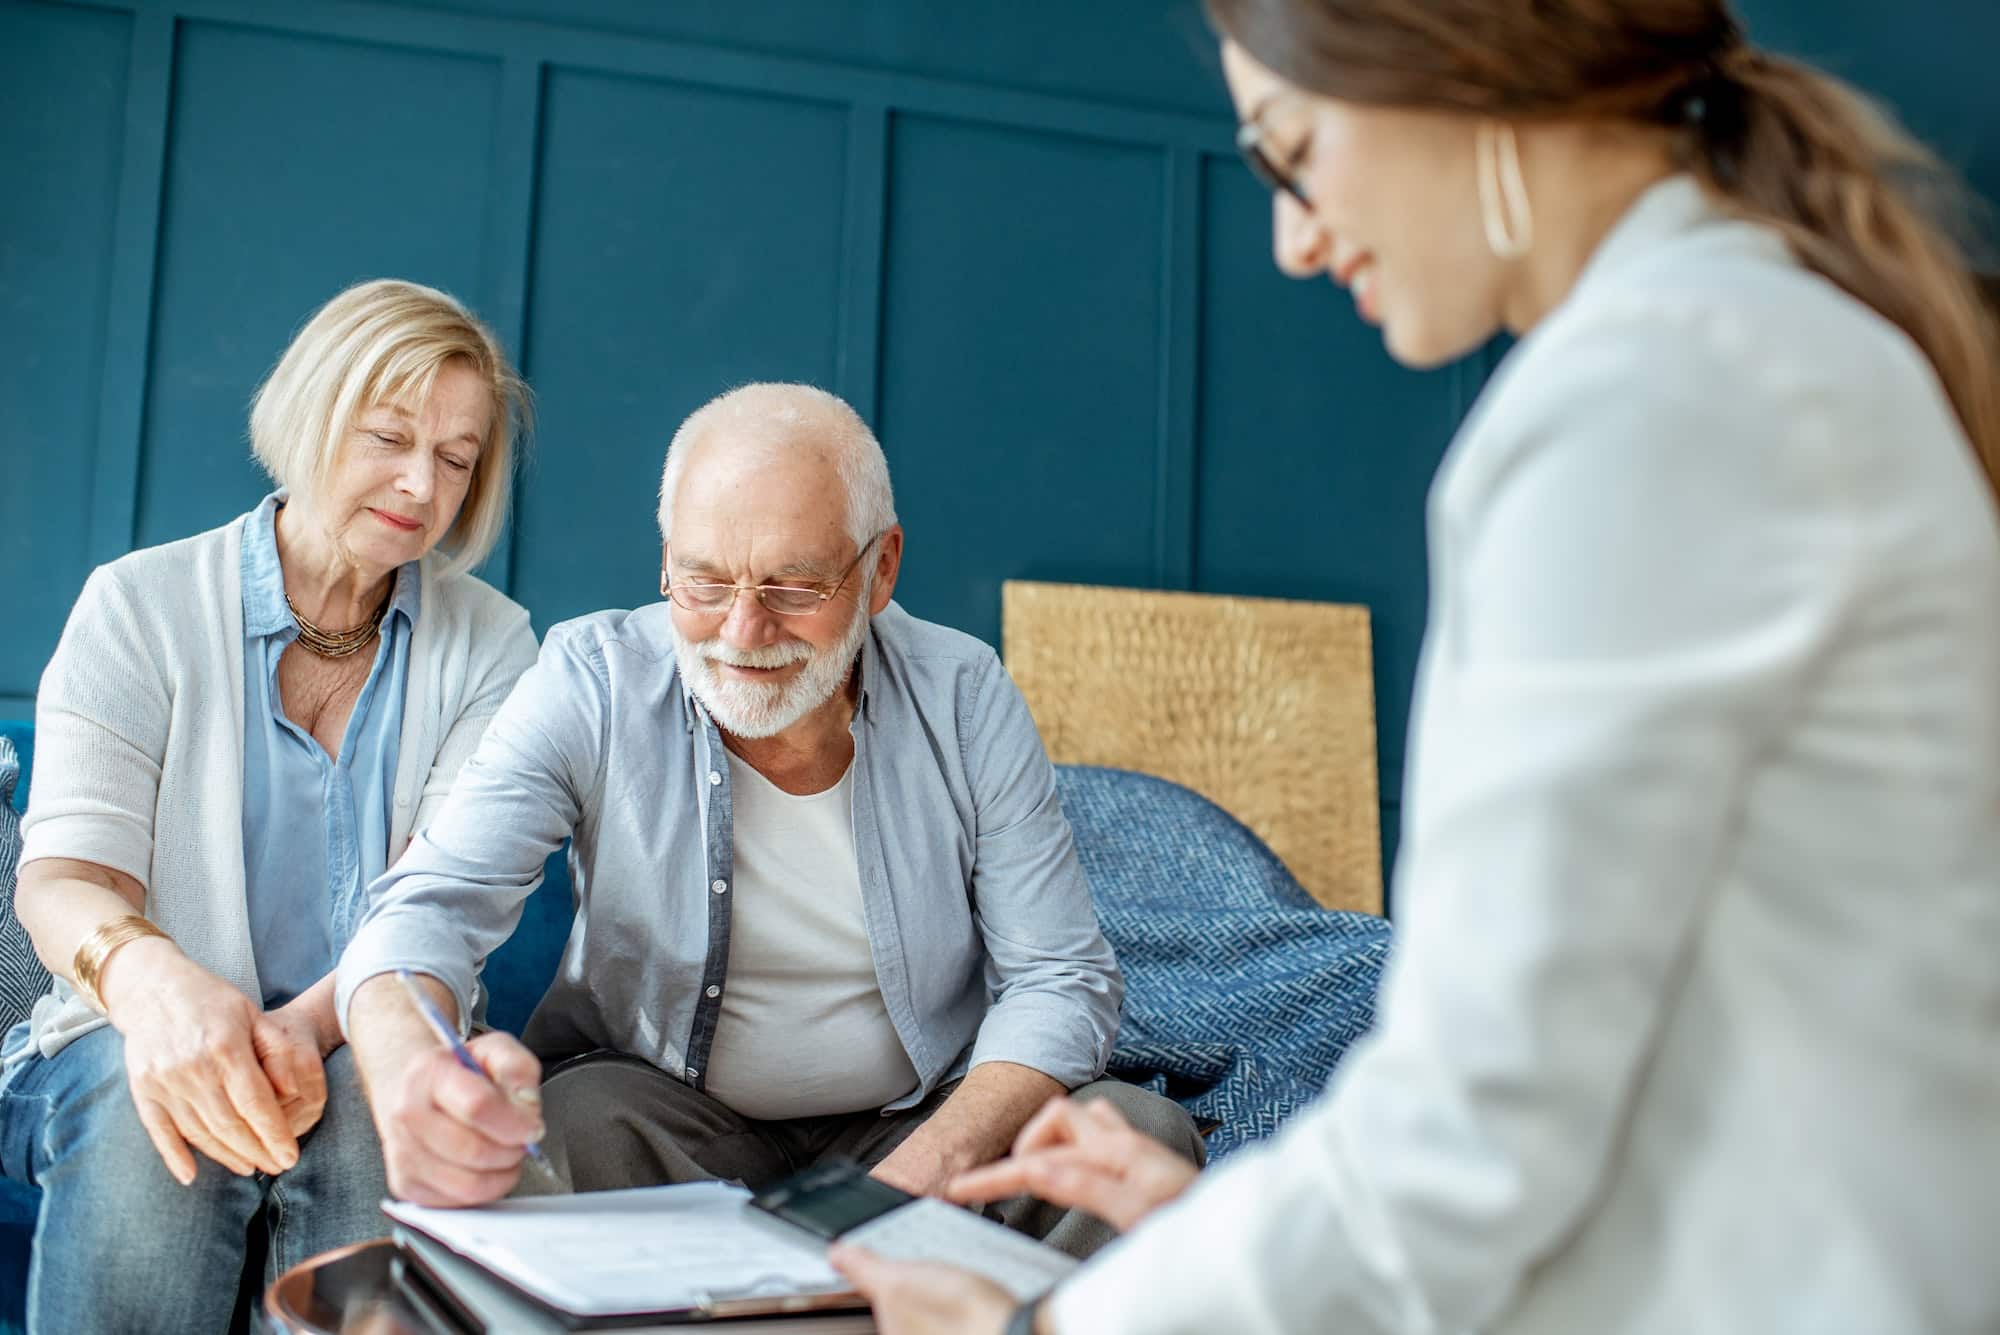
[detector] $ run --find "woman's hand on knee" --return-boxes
[255,1006,330,1139]
[105,943,301,1185]
[944,1095,1199,1233]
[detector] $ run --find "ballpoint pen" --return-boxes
[396,968,558,1181]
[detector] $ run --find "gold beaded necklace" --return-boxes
[285,589,390,659]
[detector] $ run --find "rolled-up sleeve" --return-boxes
[960,655,1122,1087]
[335,627,606,1035]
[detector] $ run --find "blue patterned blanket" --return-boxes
[1056,766,1393,1160]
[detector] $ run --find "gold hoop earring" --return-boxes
[1476,121,1534,260]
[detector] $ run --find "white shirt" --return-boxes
[1054,177,2000,1334]
[701,751,920,1120]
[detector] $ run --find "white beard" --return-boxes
[672,594,871,740]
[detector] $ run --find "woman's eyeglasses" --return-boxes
[1236,114,1312,207]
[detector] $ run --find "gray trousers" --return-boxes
[536,1052,1205,1258]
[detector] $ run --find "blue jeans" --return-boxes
[0,1023,389,1334]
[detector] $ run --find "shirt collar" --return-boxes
[1562,173,1723,310]
[854,617,879,722]
[240,490,421,642]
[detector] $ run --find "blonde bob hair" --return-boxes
[249,279,530,576]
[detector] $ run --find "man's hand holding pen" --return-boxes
[346,969,553,1207]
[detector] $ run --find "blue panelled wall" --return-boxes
[3,0,1996,891]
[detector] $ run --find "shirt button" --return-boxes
[711,879,728,895]
[685,1067,699,1081]
[707,770,722,786]
[705,985,721,998]
[395,794,410,808]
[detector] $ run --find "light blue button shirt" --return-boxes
[241,493,417,1008]
[337,600,1121,1110]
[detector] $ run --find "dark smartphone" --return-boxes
[749,1159,916,1240]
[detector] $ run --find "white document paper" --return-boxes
[383,1181,851,1318]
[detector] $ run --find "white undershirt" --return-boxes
[700,750,920,1120]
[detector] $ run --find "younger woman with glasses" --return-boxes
[835,2,2000,1332]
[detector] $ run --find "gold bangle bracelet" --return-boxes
[71,914,169,1015]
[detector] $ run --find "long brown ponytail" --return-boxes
[1206,0,2000,500]
[1699,47,2000,498]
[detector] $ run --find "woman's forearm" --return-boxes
[14,856,156,987]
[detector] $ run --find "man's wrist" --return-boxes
[347,974,432,1084]
[927,1138,979,1183]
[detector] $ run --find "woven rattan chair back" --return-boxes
[1001,581,1383,914]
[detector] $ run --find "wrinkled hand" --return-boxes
[947,1096,1198,1233]
[258,998,332,1139]
[869,1134,956,1198]
[829,1245,1017,1335]
[371,1028,545,1207]
[104,939,300,1185]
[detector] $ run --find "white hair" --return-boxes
[656,383,895,548]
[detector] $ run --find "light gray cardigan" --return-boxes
[18,508,537,1060]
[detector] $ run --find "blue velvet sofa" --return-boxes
[0,717,1389,1331]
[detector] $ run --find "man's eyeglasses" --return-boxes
[1235,114,1312,208]
[662,533,885,617]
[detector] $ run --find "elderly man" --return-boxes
[337,383,1200,1254]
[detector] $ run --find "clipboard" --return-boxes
[393,1228,874,1332]
[382,1183,875,1331]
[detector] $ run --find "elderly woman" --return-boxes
[0,279,538,1332]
